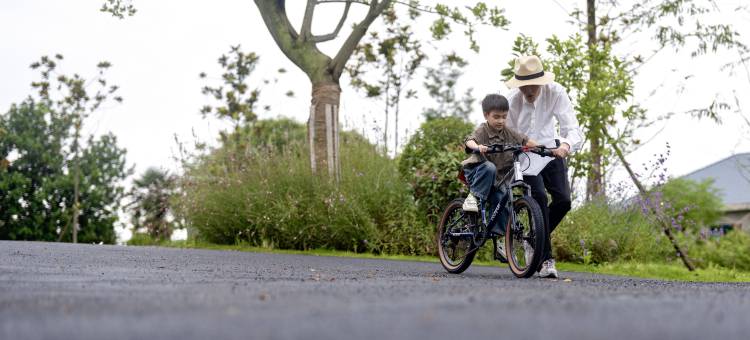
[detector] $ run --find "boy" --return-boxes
[462,94,538,260]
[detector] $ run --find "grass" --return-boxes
[557,262,750,283]
[147,239,750,283]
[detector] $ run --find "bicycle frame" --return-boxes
[478,151,532,236]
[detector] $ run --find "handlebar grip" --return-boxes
[465,144,508,154]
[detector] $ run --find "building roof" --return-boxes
[682,153,750,205]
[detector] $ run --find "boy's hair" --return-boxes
[481,94,509,113]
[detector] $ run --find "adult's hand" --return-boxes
[552,143,570,159]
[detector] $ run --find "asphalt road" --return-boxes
[1,241,749,340]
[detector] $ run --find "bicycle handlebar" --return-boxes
[466,139,561,158]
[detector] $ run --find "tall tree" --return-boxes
[28,55,124,243]
[0,54,129,243]
[579,0,746,198]
[505,0,746,200]
[252,1,507,180]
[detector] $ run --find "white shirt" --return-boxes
[506,82,583,152]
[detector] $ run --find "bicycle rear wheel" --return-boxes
[437,198,477,274]
[505,196,545,278]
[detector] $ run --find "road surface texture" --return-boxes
[1,241,748,340]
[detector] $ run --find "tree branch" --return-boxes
[255,1,300,52]
[300,0,316,41]
[317,0,367,4]
[317,0,428,13]
[330,0,392,80]
[255,0,334,82]
[311,1,352,43]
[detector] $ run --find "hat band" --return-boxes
[515,71,545,81]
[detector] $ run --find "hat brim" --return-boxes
[504,72,555,88]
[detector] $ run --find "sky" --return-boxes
[1,0,749,241]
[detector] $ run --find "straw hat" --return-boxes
[505,55,555,88]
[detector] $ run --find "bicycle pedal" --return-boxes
[494,251,508,263]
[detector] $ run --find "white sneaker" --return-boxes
[462,193,478,212]
[495,238,508,263]
[523,240,534,266]
[539,259,559,279]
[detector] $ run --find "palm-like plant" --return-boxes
[127,168,176,241]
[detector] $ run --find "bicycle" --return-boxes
[436,140,560,278]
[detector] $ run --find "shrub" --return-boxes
[398,117,474,221]
[690,231,750,271]
[552,201,673,264]
[176,119,433,255]
[249,117,308,152]
[656,178,723,233]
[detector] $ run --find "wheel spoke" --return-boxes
[440,207,472,266]
[509,203,534,271]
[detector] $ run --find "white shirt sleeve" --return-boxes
[551,88,583,153]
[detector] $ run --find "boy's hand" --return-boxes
[552,143,570,159]
[478,144,489,155]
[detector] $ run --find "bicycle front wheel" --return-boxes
[437,198,477,274]
[505,196,545,278]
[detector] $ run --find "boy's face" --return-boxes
[484,110,508,131]
[520,85,541,103]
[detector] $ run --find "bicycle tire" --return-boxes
[437,198,477,274]
[505,195,545,278]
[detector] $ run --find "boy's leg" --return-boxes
[463,161,496,203]
[487,186,509,235]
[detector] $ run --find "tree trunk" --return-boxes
[309,82,341,181]
[254,0,392,181]
[394,98,399,155]
[585,0,605,200]
[587,137,605,199]
[586,0,596,44]
[383,79,391,155]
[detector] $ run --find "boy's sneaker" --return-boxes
[494,238,508,263]
[462,193,479,212]
[539,259,559,279]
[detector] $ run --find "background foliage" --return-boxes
[397,117,473,221]
[0,101,128,243]
[176,119,432,255]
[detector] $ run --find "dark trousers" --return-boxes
[523,158,572,261]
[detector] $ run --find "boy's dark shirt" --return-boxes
[462,122,528,182]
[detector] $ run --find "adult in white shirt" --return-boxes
[505,55,583,279]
